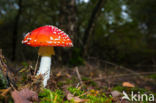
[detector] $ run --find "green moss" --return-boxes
[82,77,97,87]
[57,81,64,87]
[68,87,84,96]
[112,86,155,103]
[39,87,112,103]
[39,89,64,103]
[113,85,151,94]
[148,74,156,80]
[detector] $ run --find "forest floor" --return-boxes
[0,55,156,103]
[45,62,156,103]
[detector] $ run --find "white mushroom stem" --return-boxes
[37,46,55,87]
[37,56,51,87]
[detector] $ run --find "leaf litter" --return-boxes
[0,49,155,102]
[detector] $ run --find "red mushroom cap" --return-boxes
[22,25,73,47]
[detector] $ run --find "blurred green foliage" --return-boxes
[0,0,156,67]
[69,48,84,66]
[148,74,156,80]
[0,70,7,89]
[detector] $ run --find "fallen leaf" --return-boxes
[111,90,121,97]
[67,93,88,103]
[122,82,135,88]
[11,88,38,103]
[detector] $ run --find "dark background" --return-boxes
[0,0,156,71]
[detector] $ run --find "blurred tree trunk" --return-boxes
[11,0,22,61]
[57,0,77,63]
[59,0,77,43]
[82,0,106,57]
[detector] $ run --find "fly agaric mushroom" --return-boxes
[22,25,73,87]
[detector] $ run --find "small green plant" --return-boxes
[39,88,64,103]
[68,87,84,97]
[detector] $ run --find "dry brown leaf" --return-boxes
[67,93,88,103]
[56,71,62,77]
[90,72,94,77]
[122,82,135,88]
[65,73,72,78]
[11,88,38,103]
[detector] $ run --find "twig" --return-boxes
[78,91,89,97]
[34,56,39,75]
[0,49,17,89]
[94,72,156,81]
[10,83,16,90]
[88,57,146,79]
[1,87,11,96]
[76,83,80,88]
[75,67,83,85]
